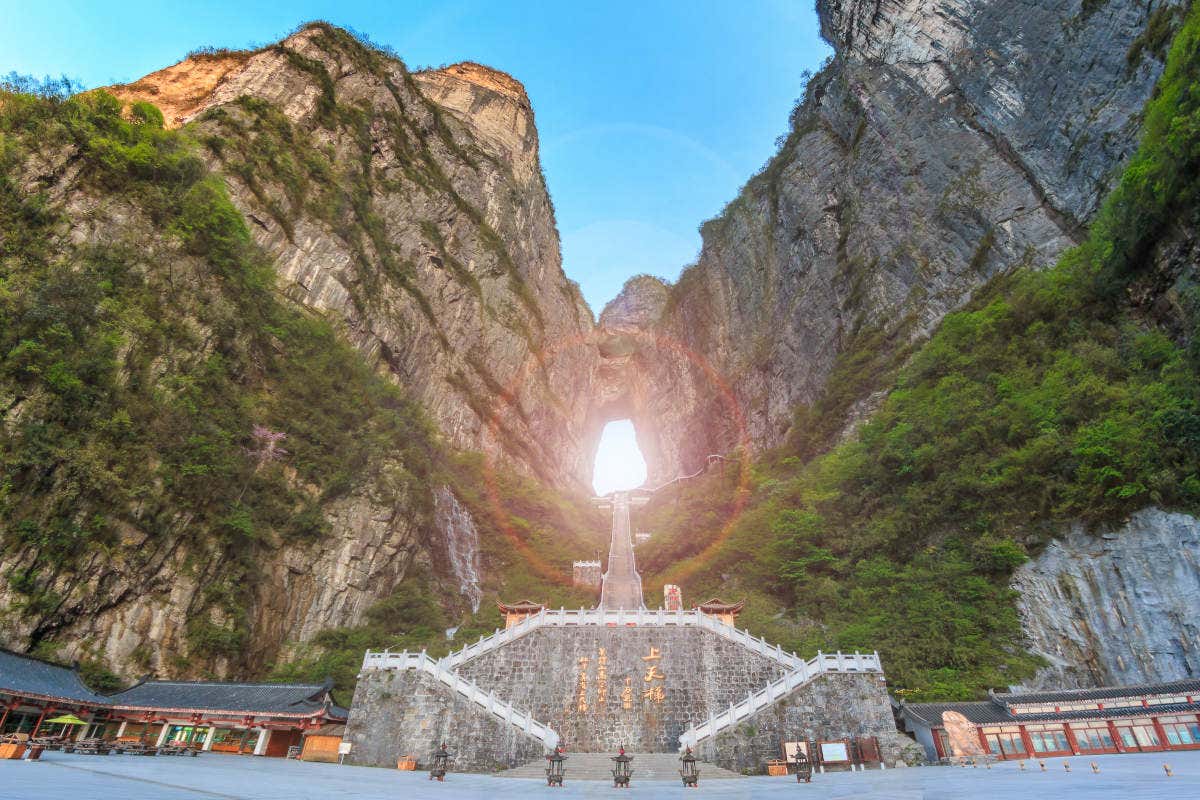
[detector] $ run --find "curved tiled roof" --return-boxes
[900,701,1012,726]
[900,676,1200,730]
[109,679,343,718]
[0,648,110,705]
[995,678,1200,706]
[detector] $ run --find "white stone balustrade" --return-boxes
[676,648,883,750]
[361,649,559,751]
[360,609,881,756]
[362,609,881,675]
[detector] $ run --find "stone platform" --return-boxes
[343,609,913,772]
[344,492,914,773]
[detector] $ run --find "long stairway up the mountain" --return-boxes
[599,492,644,609]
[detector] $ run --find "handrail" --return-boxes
[359,650,559,750]
[676,649,883,750]
[361,609,850,673]
[644,454,739,494]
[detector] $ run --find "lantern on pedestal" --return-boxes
[546,745,567,787]
[679,747,699,787]
[795,751,813,783]
[611,745,633,788]
[429,743,451,781]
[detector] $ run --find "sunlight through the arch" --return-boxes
[592,420,647,496]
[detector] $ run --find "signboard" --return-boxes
[819,741,849,763]
[783,741,808,761]
[338,741,352,755]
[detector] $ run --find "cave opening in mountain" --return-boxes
[592,419,648,496]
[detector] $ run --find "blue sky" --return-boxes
[1,0,830,314]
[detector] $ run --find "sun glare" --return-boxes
[592,420,647,496]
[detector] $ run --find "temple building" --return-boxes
[0,648,109,738]
[0,648,346,756]
[897,678,1200,761]
[694,598,744,626]
[497,599,545,629]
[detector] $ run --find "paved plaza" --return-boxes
[0,750,1194,799]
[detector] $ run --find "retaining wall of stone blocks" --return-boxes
[693,671,926,772]
[346,624,913,772]
[454,625,786,753]
[343,669,544,772]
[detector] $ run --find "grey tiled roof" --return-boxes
[0,648,109,704]
[900,701,1013,726]
[109,679,343,718]
[1014,702,1200,722]
[900,678,1200,729]
[995,678,1200,706]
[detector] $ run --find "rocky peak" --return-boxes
[599,274,669,332]
[818,0,970,67]
[107,49,255,128]
[413,61,542,188]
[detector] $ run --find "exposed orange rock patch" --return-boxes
[108,51,255,128]
[422,62,528,104]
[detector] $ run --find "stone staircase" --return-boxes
[497,752,744,781]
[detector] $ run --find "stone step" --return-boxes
[496,752,744,781]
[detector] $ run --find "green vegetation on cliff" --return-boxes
[638,7,1200,701]
[0,79,437,668]
[272,454,604,692]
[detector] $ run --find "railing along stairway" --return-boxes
[677,649,882,751]
[362,608,819,673]
[358,650,559,751]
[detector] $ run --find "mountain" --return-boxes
[2,1,1197,698]
[603,0,1188,476]
[623,0,1200,698]
[0,23,603,681]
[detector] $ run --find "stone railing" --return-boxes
[362,609,819,673]
[676,650,883,750]
[360,650,559,750]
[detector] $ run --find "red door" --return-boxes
[265,729,301,758]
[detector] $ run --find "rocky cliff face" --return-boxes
[2,5,1192,690]
[112,29,597,490]
[1012,508,1200,690]
[0,24,599,679]
[606,0,1184,478]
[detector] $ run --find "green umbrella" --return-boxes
[44,714,88,725]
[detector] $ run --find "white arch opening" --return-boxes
[592,419,647,496]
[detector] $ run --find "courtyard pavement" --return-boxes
[0,750,1194,799]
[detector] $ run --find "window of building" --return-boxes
[982,726,1027,756]
[1070,722,1114,751]
[1025,724,1070,753]
[165,725,209,746]
[1157,715,1200,746]
[1114,719,1161,750]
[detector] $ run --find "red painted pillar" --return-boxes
[1018,725,1035,756]
[1151,717,1171,751]
[31,705,51,737]
[1063,723,1081,755]
[1107,720,1124,753]
[977,727,991,755]
[932,728,946,760]
[0,699,14,732]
